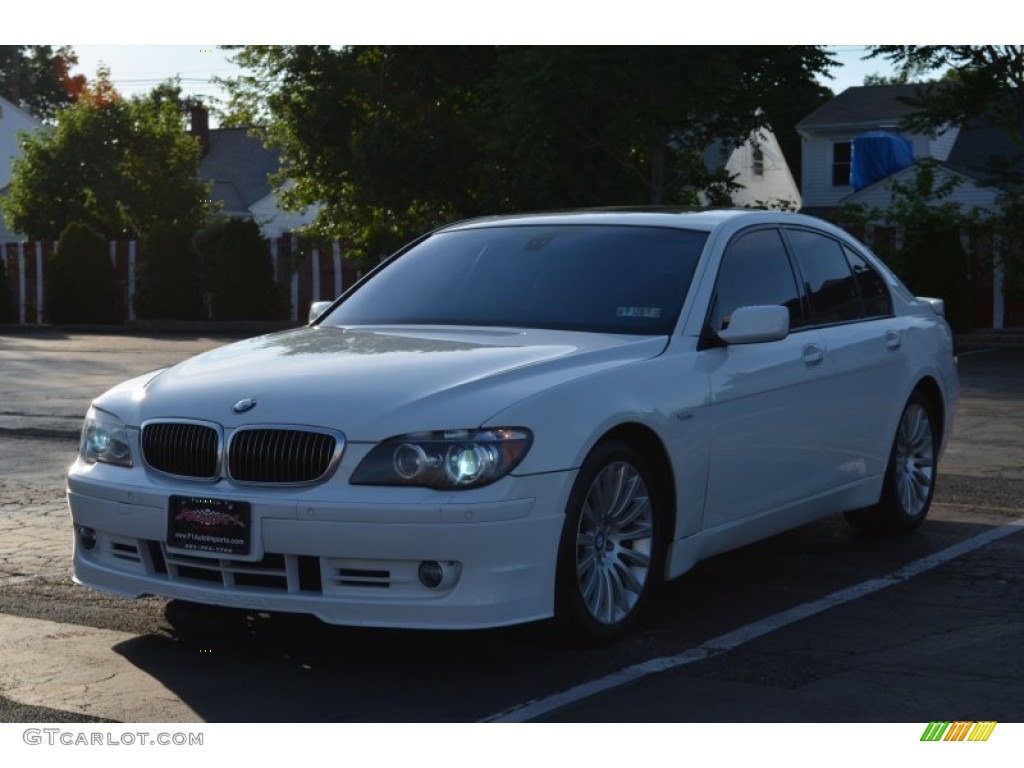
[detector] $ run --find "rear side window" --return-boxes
[786,229,861,325]
[843,245,893,318]
[708,228,804,332]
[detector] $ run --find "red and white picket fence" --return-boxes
[0,235,362,325]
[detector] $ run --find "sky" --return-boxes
[16,0,990,117]
[65,45,901,124]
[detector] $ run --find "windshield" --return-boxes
[323,224,709,335]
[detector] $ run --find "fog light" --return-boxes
[416,560,461,590]
[418,560,444,589]
[77,526,97,551]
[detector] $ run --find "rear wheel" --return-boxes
[845,392,938,533]
[554,440,664,644]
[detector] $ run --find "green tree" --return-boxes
[46,221,118,324]
[835,161,974,331]
[195,217,279,320]
[0,45,86,120]
[222,45,500,260]
[221,46,835,260]
[486,46,834,208]
[758,74,833,196]
[0,255,11,322]
[1,71,209,242]
[134,221,202,320]
[870,47,1024,137]
[870,46,1024,299]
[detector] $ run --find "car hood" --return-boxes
[94,325,667,440]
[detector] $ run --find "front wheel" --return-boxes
[554,441,664,644]
[845,392,938,533]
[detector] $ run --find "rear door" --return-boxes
[783,227,907,484]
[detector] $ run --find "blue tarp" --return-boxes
[851,131,914,191]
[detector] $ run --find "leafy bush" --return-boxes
[46,222,118,324]
[898,224,972,333]
[196,218,280,320]
[833,164,973,332]
[134,222,202,320]
[0,254,11,322]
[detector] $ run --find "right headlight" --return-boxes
[351,428,532,489]
[80,406,133,467]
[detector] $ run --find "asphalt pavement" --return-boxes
[0,331,1022,724]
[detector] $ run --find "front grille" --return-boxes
[228,428,338,483]
[142,421,219,478]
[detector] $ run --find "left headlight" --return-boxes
[80,407,133,467]
[351,428,532,489]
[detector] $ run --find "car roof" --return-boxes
[440,208,830,234]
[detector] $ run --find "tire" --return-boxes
[554,440,665,644]
[845,391,938,533]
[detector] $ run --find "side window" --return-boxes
[832,141,852,187]
[843,245,893,318]
[708,229,804,333]
[786,229,861,325]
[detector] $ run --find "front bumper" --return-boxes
[67,461,574,630]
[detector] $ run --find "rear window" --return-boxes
[323,225,708,335]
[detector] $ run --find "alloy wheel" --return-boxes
[894,402,935,519]
[575,461,654,625]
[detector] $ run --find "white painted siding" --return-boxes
[726,129,801,208]
[929,126,960,162]
[801,127,948,209]
[249,183,321,239]
[800,134,854,208]
[908,134,931,158]
[0,96,40,190]
[846,165,1000,213]
[0,97,41,242]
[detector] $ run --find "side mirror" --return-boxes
[917,296,946,317]
[717,305,790,345]
[308,300,333,325]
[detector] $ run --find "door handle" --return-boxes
[885,330,902,351]
[802,343,824,366]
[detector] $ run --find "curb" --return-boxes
[955,331,1024,352]
[0,426,79,441]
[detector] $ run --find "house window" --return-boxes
[752,145,764,176]
[832,141,852,187]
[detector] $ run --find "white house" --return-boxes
[704,126,802,209]
[797,85,1023,329]
[797,85,962,211]
[192,108,318,239]
[0,94,42,242]
[248,179,321,239]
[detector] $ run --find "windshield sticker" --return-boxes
[524,235,554,251]
[616,307,662,319]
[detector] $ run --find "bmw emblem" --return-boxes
[232,398,258,414]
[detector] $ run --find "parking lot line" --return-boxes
[481,518,1024,723]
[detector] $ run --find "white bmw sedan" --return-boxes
[68,210,959,642]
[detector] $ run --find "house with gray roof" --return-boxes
[796,85,1023,329]
[798,84,1022,213]
[191,107,319,238]
[797,85,962,211]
